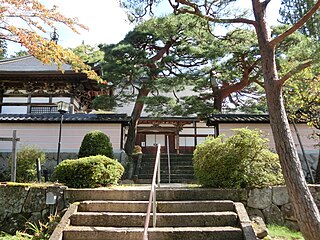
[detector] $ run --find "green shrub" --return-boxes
[53,155,124,188]
[9,145,45,182]
[92,94,117,111]
[193,128,284,188]
[78,130,113,158]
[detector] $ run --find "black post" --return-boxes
[56,113,64,165]
[36,158,41,182]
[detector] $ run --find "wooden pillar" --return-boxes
[0,131,21,182]
[193,121,197,147]
[0,90,3,113]
[11,130,18,182]
[214,123,219,137]
[27,93,31,113]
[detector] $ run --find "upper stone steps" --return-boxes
[65,187,248,202]
[138,154,196,183]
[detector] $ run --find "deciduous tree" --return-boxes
[0,0,100,80]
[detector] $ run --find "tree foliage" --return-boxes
[0,0,100,81]
[78,130,114,159]
[280,0,320,39]
[193,128,284,188]
[100,13,215,154]
[72,43,104,64]
[284,68,320,131]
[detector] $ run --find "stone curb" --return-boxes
[49,203,78,240]
[234,202,257,240]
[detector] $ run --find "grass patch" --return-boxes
[0,231,32,240]
[268,224,304,239]
[1,182,63,188]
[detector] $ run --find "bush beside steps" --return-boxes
[52,155,124,188]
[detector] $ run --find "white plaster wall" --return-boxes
[0,123,123,152]
[218,123,319,152]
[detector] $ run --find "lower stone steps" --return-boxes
[50,188,256,240]
[78,200,235,213]
[63,226,243,240]
[70,211,238,227]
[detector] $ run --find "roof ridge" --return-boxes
[0,55,33,65]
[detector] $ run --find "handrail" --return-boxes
[166,135,171,183]
[143,144,161,240]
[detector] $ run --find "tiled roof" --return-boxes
[207,114,270,125]
[0,55,73,72]
[0,113,130,124]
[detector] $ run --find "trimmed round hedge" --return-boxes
[53,155,124,188]
[193,128,284,188]
[78,130,113,158]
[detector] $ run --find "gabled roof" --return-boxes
[0,55,101,92]
[207,114,270,125]
[0,55,73,73]
[0,113,130,124]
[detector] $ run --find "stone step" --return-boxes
[78,200,148,213]
[143,154,193,158]
[63,226,243,240]
[138,173,196,180]
[141,159,193,165]
[139,166,194,172]
[70,211,239,227]
[141,165,194,169]
[65,188,248,202]
[137,178,198,184]
[138,170,195,176]
[78,200,235,213]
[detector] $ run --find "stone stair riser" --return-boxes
[65,189,248,202]
[138,174,196,179]
[78,200,235,213]
[63,226,243,240]
[139,168,195,174]
[70,211,239,227]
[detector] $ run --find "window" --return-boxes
[146,134,165,146]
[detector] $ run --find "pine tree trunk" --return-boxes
[124,86,150,156]
[315,148,320,183]
[252,1,320,238]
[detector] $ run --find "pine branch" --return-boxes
[271,0,320,46]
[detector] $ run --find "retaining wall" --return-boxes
[0,184,319,234]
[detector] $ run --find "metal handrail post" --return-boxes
[157,159,160,187]
[166,135,171,183]
[143,144,161,240]
[153,189,156,227]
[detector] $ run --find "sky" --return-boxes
[7,0,281,55]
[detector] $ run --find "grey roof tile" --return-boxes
[0,55,73,72]
[0,113,130,123]
[207,114,270,124]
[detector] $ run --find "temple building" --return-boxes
[0,55,318,182]
[0,55,101,114]
[0,55,130,170]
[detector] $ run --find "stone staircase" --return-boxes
[137,154,196,183]
[50,187,256,240]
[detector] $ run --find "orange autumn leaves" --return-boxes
[0,0,101,81]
